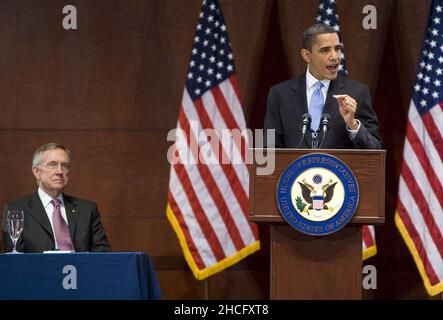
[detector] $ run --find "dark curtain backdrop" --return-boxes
[0,0,436,299]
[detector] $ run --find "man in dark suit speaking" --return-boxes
[2,142,111,253]
[264,23,381,149]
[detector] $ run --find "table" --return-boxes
[0,252,161,300]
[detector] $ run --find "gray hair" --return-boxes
[302,23,338,51]
[32,142,71,167]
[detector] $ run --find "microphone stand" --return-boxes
[296,113,312,148]
[318,128,326,149]
[318,114,331,149]
[311,130,318,149]
[296,129,309,148]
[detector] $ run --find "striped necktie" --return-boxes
[51,199,74,251]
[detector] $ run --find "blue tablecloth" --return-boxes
[0,252,161,300]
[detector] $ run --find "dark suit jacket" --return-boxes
[264,74,382,149]
[2,192,111,253]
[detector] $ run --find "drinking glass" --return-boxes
[6,209,24,253]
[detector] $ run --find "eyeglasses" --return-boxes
[41,161,71,172]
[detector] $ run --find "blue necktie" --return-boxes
[309,81,325,132]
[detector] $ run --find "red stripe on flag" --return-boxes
[401,163,443,259]
[193,98,249,216]
[422,111,443,162]
[407,121,443,210]
[168,191,205,269]
[362,225,374,247]
[211,84,248,164]
[397,199,441,286]
[211,83,241,129]
[229,76,242,106]
[179,112,247,251]
[173,162,226,261]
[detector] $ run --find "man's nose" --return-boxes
[330,50,339,60]
[54,164,64,174]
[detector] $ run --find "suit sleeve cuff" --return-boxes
[347,119,361,140]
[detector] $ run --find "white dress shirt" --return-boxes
[306,68,330,110]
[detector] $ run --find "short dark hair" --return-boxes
[302,23,338,51]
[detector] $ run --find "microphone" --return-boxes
[296,113,312,148]
[318,113,331,149]
[300,113,312,134]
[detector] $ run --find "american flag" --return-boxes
[316,0,376,260]
[166,0,260,280]
[395,0,443,296]
[316,0,347,76]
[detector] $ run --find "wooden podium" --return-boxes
[249,149,386,299]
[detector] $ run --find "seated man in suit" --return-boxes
[2,142,111,252]
[264,23,381,149]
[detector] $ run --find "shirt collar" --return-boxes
[306,67,331,91]
[38,188,64,208]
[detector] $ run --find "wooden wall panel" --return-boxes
[157,271,206,300]
[0,0,270,131]
[209,270,269,299]
[0,0,199,131]
[102,218,181,256]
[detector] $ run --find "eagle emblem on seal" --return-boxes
[295,174,337,213]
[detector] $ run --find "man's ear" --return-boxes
[32,166,40,180]
[300,48,311,64]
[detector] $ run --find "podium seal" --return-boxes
[276,153,359,236]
